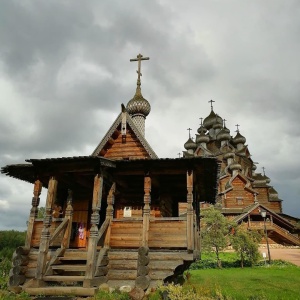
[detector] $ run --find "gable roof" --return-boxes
[91,105,158,159]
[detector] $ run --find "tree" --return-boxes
[200,207,232,268]
[230,227,261,268]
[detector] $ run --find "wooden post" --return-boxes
[62,189,73,249]
[186,170,194,252]
[104,183,115,248]
[142,175,151,247]
[36,177,58,283]
[84,174,103,286]
[25,180,42,249]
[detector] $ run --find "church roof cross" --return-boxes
[208,99,215,111]
[199,117,203,126]
[187,128,192,138]
[262,166,266,176]
[130,53,150,87]
[223,119,227,128]
[235,124,240,132]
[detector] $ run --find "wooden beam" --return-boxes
[25,180,42,248]
[186,170,194,252]
[104,183,115,248]
[36,177,58,284]
[85,174,104,285]
[142,176,151,247]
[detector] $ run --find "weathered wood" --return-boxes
[135,275,150,290]
[48,218,69,245]
[9,274,26,286]
[15,246,30,256]
[137,265,149,276]
[142,176,151,247]
[12,254,29,266]
[186,170,194,251]
[104,183,115,248]
[138,246,149,256]
[107,269,137,280]
[9,266,27,276]
[95,266,108,276]
[44,247,66,276]
[36,176,58,282]
[138,255,149,266]
[25,180,42,248]
[62,189,73,248]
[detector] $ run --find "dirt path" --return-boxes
[259,247,300,266]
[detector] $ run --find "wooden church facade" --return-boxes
[183,103,300,247]
[1,54,220,296]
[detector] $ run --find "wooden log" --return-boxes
[9,266,27,276]
[96,266,108,276]
[9,274,26,286]
[12,254,29,266]
[15,246,30,256]
[135,275,151,290]
[138,255,149,266]
[137,265,149,276]
[138,246,149,256]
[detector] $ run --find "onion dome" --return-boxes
[197,125,207,134]
[232,132,246,145]
[203,110,223,130]
[223,152,235,160]
[229,162,242,171]
[126,87,151,117]
[216,128,231,142]
[184,138,197,151]
[196,132,210,144]
[252,164,257,171]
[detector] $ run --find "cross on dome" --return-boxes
[187,128,192,138]
[130,53,150,87]
[208,99,215,111]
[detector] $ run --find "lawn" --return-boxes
[188,265,300,300]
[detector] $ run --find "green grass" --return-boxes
[187,264,300,300]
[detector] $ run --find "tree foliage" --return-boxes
[200,208,232,267]
[230,227,261,268]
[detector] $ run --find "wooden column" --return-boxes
[142,175,151,247]
[186,170,194,252]
[84,174,103,285]
[104,183,115,248]
[62,189,73,249]
[25,179,42,249]
[36,177,58,283]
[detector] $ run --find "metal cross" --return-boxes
[208,99,215,110]
[235,124,240,132]
[187,128,192,138]
[223,119,227,128]
[262,167,266,176]
[199,117,203,125]
[178,152,181,158]
[130,53,150,85]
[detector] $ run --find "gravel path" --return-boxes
[259,247,300,266]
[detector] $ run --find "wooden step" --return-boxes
[107,269,137,280]
[23,286,97,296]
[52,264,86,271]
[43,275,85,282]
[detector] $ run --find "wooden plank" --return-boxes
[23,287,97,296]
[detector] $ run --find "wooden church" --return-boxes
[182,101,300,247]
[1,54,220,296]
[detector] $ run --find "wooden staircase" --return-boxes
[21,247,193,295]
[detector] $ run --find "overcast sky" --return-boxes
[0,0,299,230]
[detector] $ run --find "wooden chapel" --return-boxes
[1,54,220,296]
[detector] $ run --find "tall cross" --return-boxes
[223,119,227,128]
[199,117,203,126]
[235,124,240,132]
[262,167,266,176]
[130,53,150,86]
[178,152,181,158]
[208,99,215,110]
[187,128,192,138]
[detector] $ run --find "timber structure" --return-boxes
[182,102,300,247]
[1,54,220,296]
